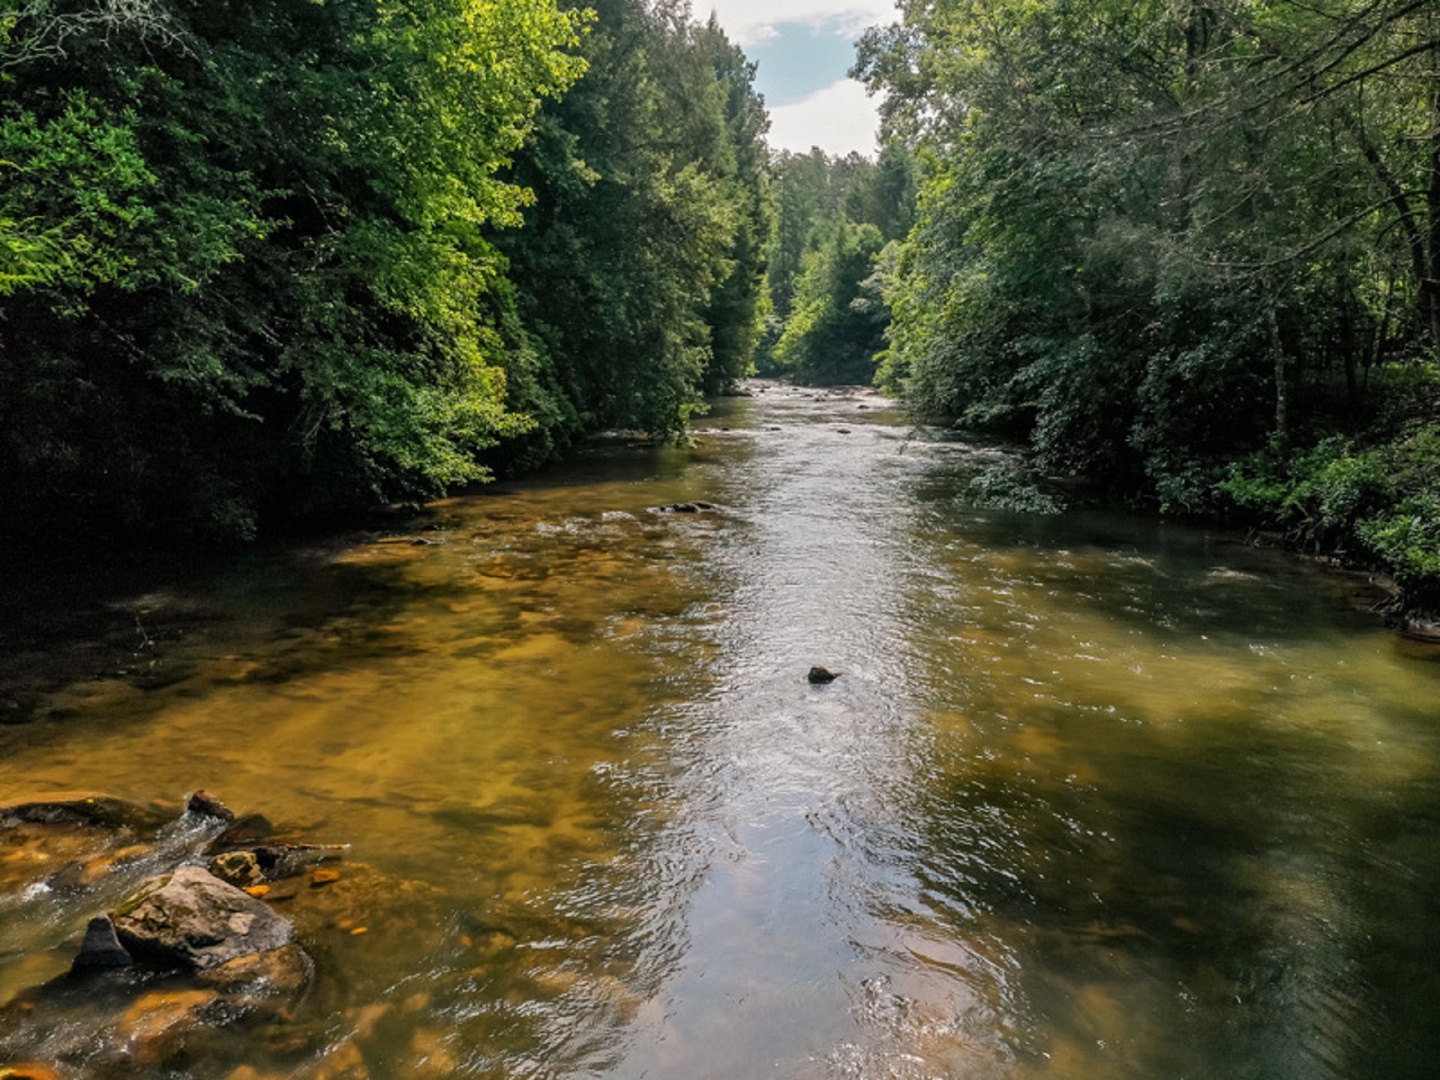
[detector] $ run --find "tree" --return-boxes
[773,221,888,384]
[857,0,1440,604]
[858,0,1440,489]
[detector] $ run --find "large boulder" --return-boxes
[111,866,293,970]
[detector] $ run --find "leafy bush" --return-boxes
[1219,424,1440,607]
[967,458,1064,514]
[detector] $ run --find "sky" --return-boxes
[705,0,896,157]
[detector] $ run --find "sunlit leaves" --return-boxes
[0,0,585,536]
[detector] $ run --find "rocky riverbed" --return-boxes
[0,790,457,1079]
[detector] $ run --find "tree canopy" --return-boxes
[0,0,770,540]
[858,0,1440,607]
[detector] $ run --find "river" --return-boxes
[2,383,1438,1079]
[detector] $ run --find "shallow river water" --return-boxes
[2,384,1439,1079]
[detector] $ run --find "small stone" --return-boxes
[72,914,133,972]
[245,884,272,898]
[310,867,341,887]
[186,791,235,823]
[807,666,840,684]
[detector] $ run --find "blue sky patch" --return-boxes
[747,20,862,108]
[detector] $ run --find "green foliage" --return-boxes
[1359,496,1440,601]
[772,221,887,384]
[761,145,915,381]
[0,0,583,539]
[491,0,772,461]
[0,93,157,294]
[1220,422,1440,600]
[967,458,1063,514]
[858,0,1440,604]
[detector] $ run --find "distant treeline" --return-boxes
[0,0,768,541]
[755,144,915,385]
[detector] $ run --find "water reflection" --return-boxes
[1,385,1437,1078]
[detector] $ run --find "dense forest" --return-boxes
[0,0,768,540]
[2,0,1437,612]
[855,0,1440,614]
[755,143,916,384]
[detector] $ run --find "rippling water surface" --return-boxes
[2,385,1438,1079]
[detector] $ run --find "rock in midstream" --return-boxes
[111,865,294,970]
[209,843,350,888]
[70,915,134,972]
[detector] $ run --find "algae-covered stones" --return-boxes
[209,850,267,888]
[112,866,293,970]
[209,844,349,888]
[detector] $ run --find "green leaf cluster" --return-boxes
[1222,420,1440,605]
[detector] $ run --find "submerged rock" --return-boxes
[197,944,313,998]
[118,987,227,1063]
[112,866,294,970]
[303,1040,370,1080]
[0,792,166,831]
[0,1064,62,1080]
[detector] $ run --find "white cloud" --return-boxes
[766,78,882,157]
[707,0,895,46]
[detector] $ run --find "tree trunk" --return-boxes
[1270,300,1288,446]
[1427,44,1440,345]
